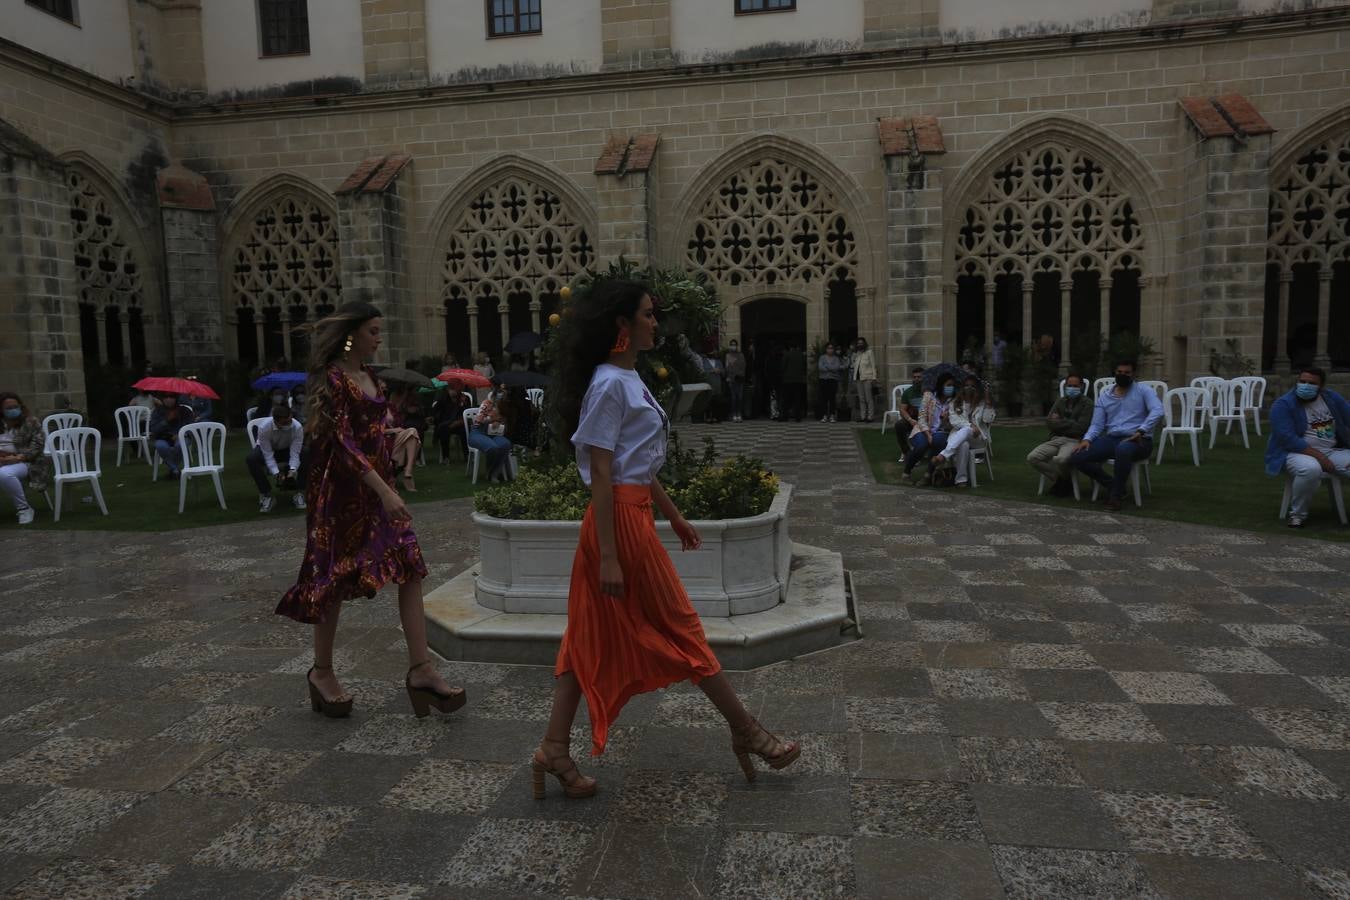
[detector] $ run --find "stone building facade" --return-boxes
[1,0,1348,415]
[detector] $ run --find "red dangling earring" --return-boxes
[609,325,631,355]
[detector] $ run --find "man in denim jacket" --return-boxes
[1265,366,1350,528]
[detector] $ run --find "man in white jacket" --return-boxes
[246,404,307,513]
[850,337,878,423]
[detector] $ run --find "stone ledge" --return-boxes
[425,541,853,669]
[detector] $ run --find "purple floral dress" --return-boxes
[276,365,427,624]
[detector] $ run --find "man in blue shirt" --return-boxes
[1264,365,1350,528]
[1071,359,1163,511]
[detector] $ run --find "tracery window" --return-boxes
[684,158,858,288]
[1265,131,1350,368]
[68,168,146,367]
[440,175,594,360]
[230,194,340,364]
[953,143,1144,365]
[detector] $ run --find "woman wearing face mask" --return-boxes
[902,373,958,483]
[0,393,48,526]
[277,302,465,720]
[723,340,746,422]
[934,376,996,487]
[817,343,844,422]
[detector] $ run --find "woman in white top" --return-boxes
[935,375,996,487]
[533,279,800,800]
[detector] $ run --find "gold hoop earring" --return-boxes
[343,336,354,354]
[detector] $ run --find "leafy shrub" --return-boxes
[473,433,778,521]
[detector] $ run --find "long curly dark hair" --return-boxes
[303,301,382,442]
[548,278,650,448]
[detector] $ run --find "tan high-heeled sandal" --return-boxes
[307,664,354,718]
[405,660,466,718]
[731,717,800,782]
[531,736,598,800]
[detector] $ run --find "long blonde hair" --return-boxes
[303,301,382,442]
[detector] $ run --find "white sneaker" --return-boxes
[292,492,306,510]
[17,507,35,525]
[1288,513,1306,528]
[259,495,275,513]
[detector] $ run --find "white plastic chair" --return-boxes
[880,386,904,434]
[1235,375,1267,436]
[964,442,995,488]
[246,417,270,449]
[177,421,227,513]
[1037,470,1083,501]
[1189,377,1225,431]
[464,407,483,483]
[1091,377,1115,400]
[245,405,258,423]
[461,391,476,406]
[48,427,108,522]
[1207,379,1249,449]
[1058,378,1069,397]
[42,412,84,486]
[1139,380,1168,403]
[114,406,150,466]
[1156,387,1206,466]
[1279,471,1348,525]
[1091,460,1153,508]
[526,388,544,410]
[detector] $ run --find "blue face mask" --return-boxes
[1065,386,1083,398]
[942,385,956,398]
[1296,383,1319,401]
[3,408,20,420]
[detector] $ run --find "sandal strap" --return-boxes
[407,660,433,675]
[311,663,333,671]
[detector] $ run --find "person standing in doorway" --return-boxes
[850,337,878,423]
[817,343,844,422]
[277,302,466,720]
[534,279,800,799]
[724,340,746,422]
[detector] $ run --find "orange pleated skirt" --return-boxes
[555,483,722,755]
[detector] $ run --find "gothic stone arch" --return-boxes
[429,155,597,361]
[221,173,341,366]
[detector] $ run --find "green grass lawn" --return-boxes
[858,423,1350,543]
[1,431,484,533]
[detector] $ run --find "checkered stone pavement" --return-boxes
[1,421,1347,898]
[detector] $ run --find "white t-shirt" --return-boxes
[572,364,668,486]
[1303,396,1337,453]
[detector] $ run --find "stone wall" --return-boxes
[361,0,429,88]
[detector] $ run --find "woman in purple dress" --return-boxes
[277,302,466,719]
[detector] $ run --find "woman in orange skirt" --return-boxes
[533,279,800,799]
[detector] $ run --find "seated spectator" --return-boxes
[934,376,996,487]
[469,387,514,480]
[0,392,48,526]
[289,385,307,423]
[1265,365,1350,528]
[129,387,156,412]
[432,387,471,461]
[894,366,925,455]
[1027,372,1094,495]
[246,403,307,513]
[1070,359,1162,511]
[902,372,958,484]
[383,386,424,492]
[149,394,196,479]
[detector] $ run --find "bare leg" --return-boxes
[310,602,351,702]
[399,578,458,695]
[533,671,597,795]
[697,672,753,729]
[544,671,584,741]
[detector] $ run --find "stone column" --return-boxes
[1176,95,1275,382]
[530,300,542,335]
[1021,282,1033,351]
[1059,280,1072,374]
[94,311,110,365]
[879,116,946,387]
[336,154,416,360]
[983,282,995,357]
[255,317,267,362]
[594,134,660,266]
[157,164,224,374]
[1100,279,1112,342]
[1275,270,1292,370]
[498,301,510,348]
[0,122,83,414]
[1315,269,1332,368]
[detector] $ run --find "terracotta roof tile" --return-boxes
[156,164,215,211]
[594,136,628,175]
[878,116,945,156]
[1214,94,1275,137]
[336,156,386,195]
[336,155,414,195]
[595,133,660,176]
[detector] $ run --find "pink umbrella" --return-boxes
[436,368,493,388]
[133,376,221,400]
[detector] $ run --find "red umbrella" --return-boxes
[133,376,221,400]
[436,368,492,388]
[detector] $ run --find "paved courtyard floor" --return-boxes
[1,422,1348,899]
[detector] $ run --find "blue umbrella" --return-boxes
[251,371,307,391]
